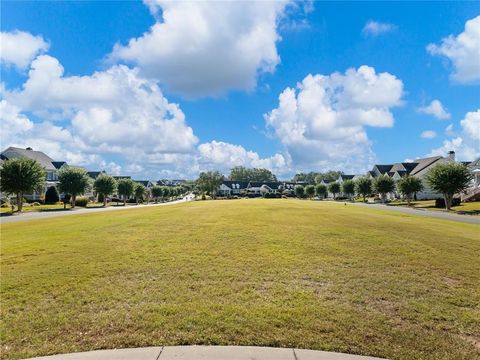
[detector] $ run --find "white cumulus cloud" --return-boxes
[362,20,396,36]
[264,65,404,173]
[428,109,480,160]
[418,99,451,119]
[0,30,49,69]
[427,16,480,84]
[420,130,437,139]
[110,0,289,98]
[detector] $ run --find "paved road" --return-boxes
[0,194,195,224]
[23,346,385,360]
[352,202,480,225]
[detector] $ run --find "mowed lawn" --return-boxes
[1,200,479,360]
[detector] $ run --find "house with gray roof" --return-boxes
[0,147,69,200]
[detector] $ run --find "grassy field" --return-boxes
[388,200,480,214]
[1,200,479,359]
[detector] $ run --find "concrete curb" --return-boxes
[23,346,386,360]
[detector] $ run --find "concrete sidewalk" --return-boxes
[351,202,480,225]
[24,346,386,360]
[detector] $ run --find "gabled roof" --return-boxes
[113,175,131,180]
[373,164,394,174]
[52,161,67,169]
[339,174,355,180]
[410,156,442,175]
[390,162,418,174]
[87,171,105,179]
[222,180,249,189]
[248,181,282,190]
[1,146,57,171]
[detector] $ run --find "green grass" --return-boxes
[389,200,480,215]
[1,200,479,360]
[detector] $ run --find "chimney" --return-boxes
[26,147,33,151]
[447,150,455,162]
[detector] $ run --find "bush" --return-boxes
[435,198,461,208]
[32,202,41,206]
[74,196,89,207]
[45,186,60,204]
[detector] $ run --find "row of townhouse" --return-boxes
[0,147,174,202]
[218,151,480,201]
[320,151,480,201]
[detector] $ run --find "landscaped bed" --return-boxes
[1,199,479,359]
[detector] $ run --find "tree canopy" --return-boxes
[134,183,146,204]
[328,182,341,199]
[294,185,305,198]
[196,171,224,197]
[396,175,423,205]
[355,177,372,202]
[93,174,117,206]
[0,158,46,211]
[292,171,343,185]
[58,167,90,208]
[117,178,135,205]
[426,163,473,210]
[373,175,395,203]
[341,180,355,199]
[305,184,315,198]
[229,166,277,182]
[315,184,327,198]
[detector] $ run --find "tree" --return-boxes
[134,183,146,204]
[373,175,395,203]
[355,177,372,203]
[294,185,305,198]
[117,178,135,205]
[315,184,327,199]
[57,167,90,208]
[151,186,163,203]
[196,171,224,198]
[426,163,473,210]
[328,182,341,200]
[341,180,355,200]
[305,184,315,199]
[162,186,171,201]
[396,175,423,206]
[45,186,60,204]
[93,174,116,207]
[0,158,45,212]
[229,166,277,182]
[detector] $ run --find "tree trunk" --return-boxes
[17,192,22,212]
[124,196,126,206]
[444,194,452,210]
[363,194,366,203]
[71,195,76,208]
[103,194,107,207]
[406,194,411,206]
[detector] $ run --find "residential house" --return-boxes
[218,181,249,196]
[0,147,68,200]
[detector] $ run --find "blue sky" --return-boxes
[1,1,479,179]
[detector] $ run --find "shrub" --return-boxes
[435,198,461,208]
[45,186,60,204]
[74,196,89,207]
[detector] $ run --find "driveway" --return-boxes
[0,194,195,224]
[352,202,480,225]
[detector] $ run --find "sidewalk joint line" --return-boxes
[155,346,164,360]
[292,348,299,360]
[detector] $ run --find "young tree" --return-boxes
[117,178,135,205]
[94,174,116,207]
[294,185,305,198]
[305,184,315,199]
[162,186,171,201]
[426,163,473,210]
[341,180,355,201]
[196,171,224,198]
[57,167,90,208]
[134,183,146,204]
[328,182,341,200]
[151,186,163,203]
[315,184,327,199]
[373,175,395,203]
[396,175,424,206]
[0,158,45,212]
[355,177,372,203]
[45,185,60,204]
